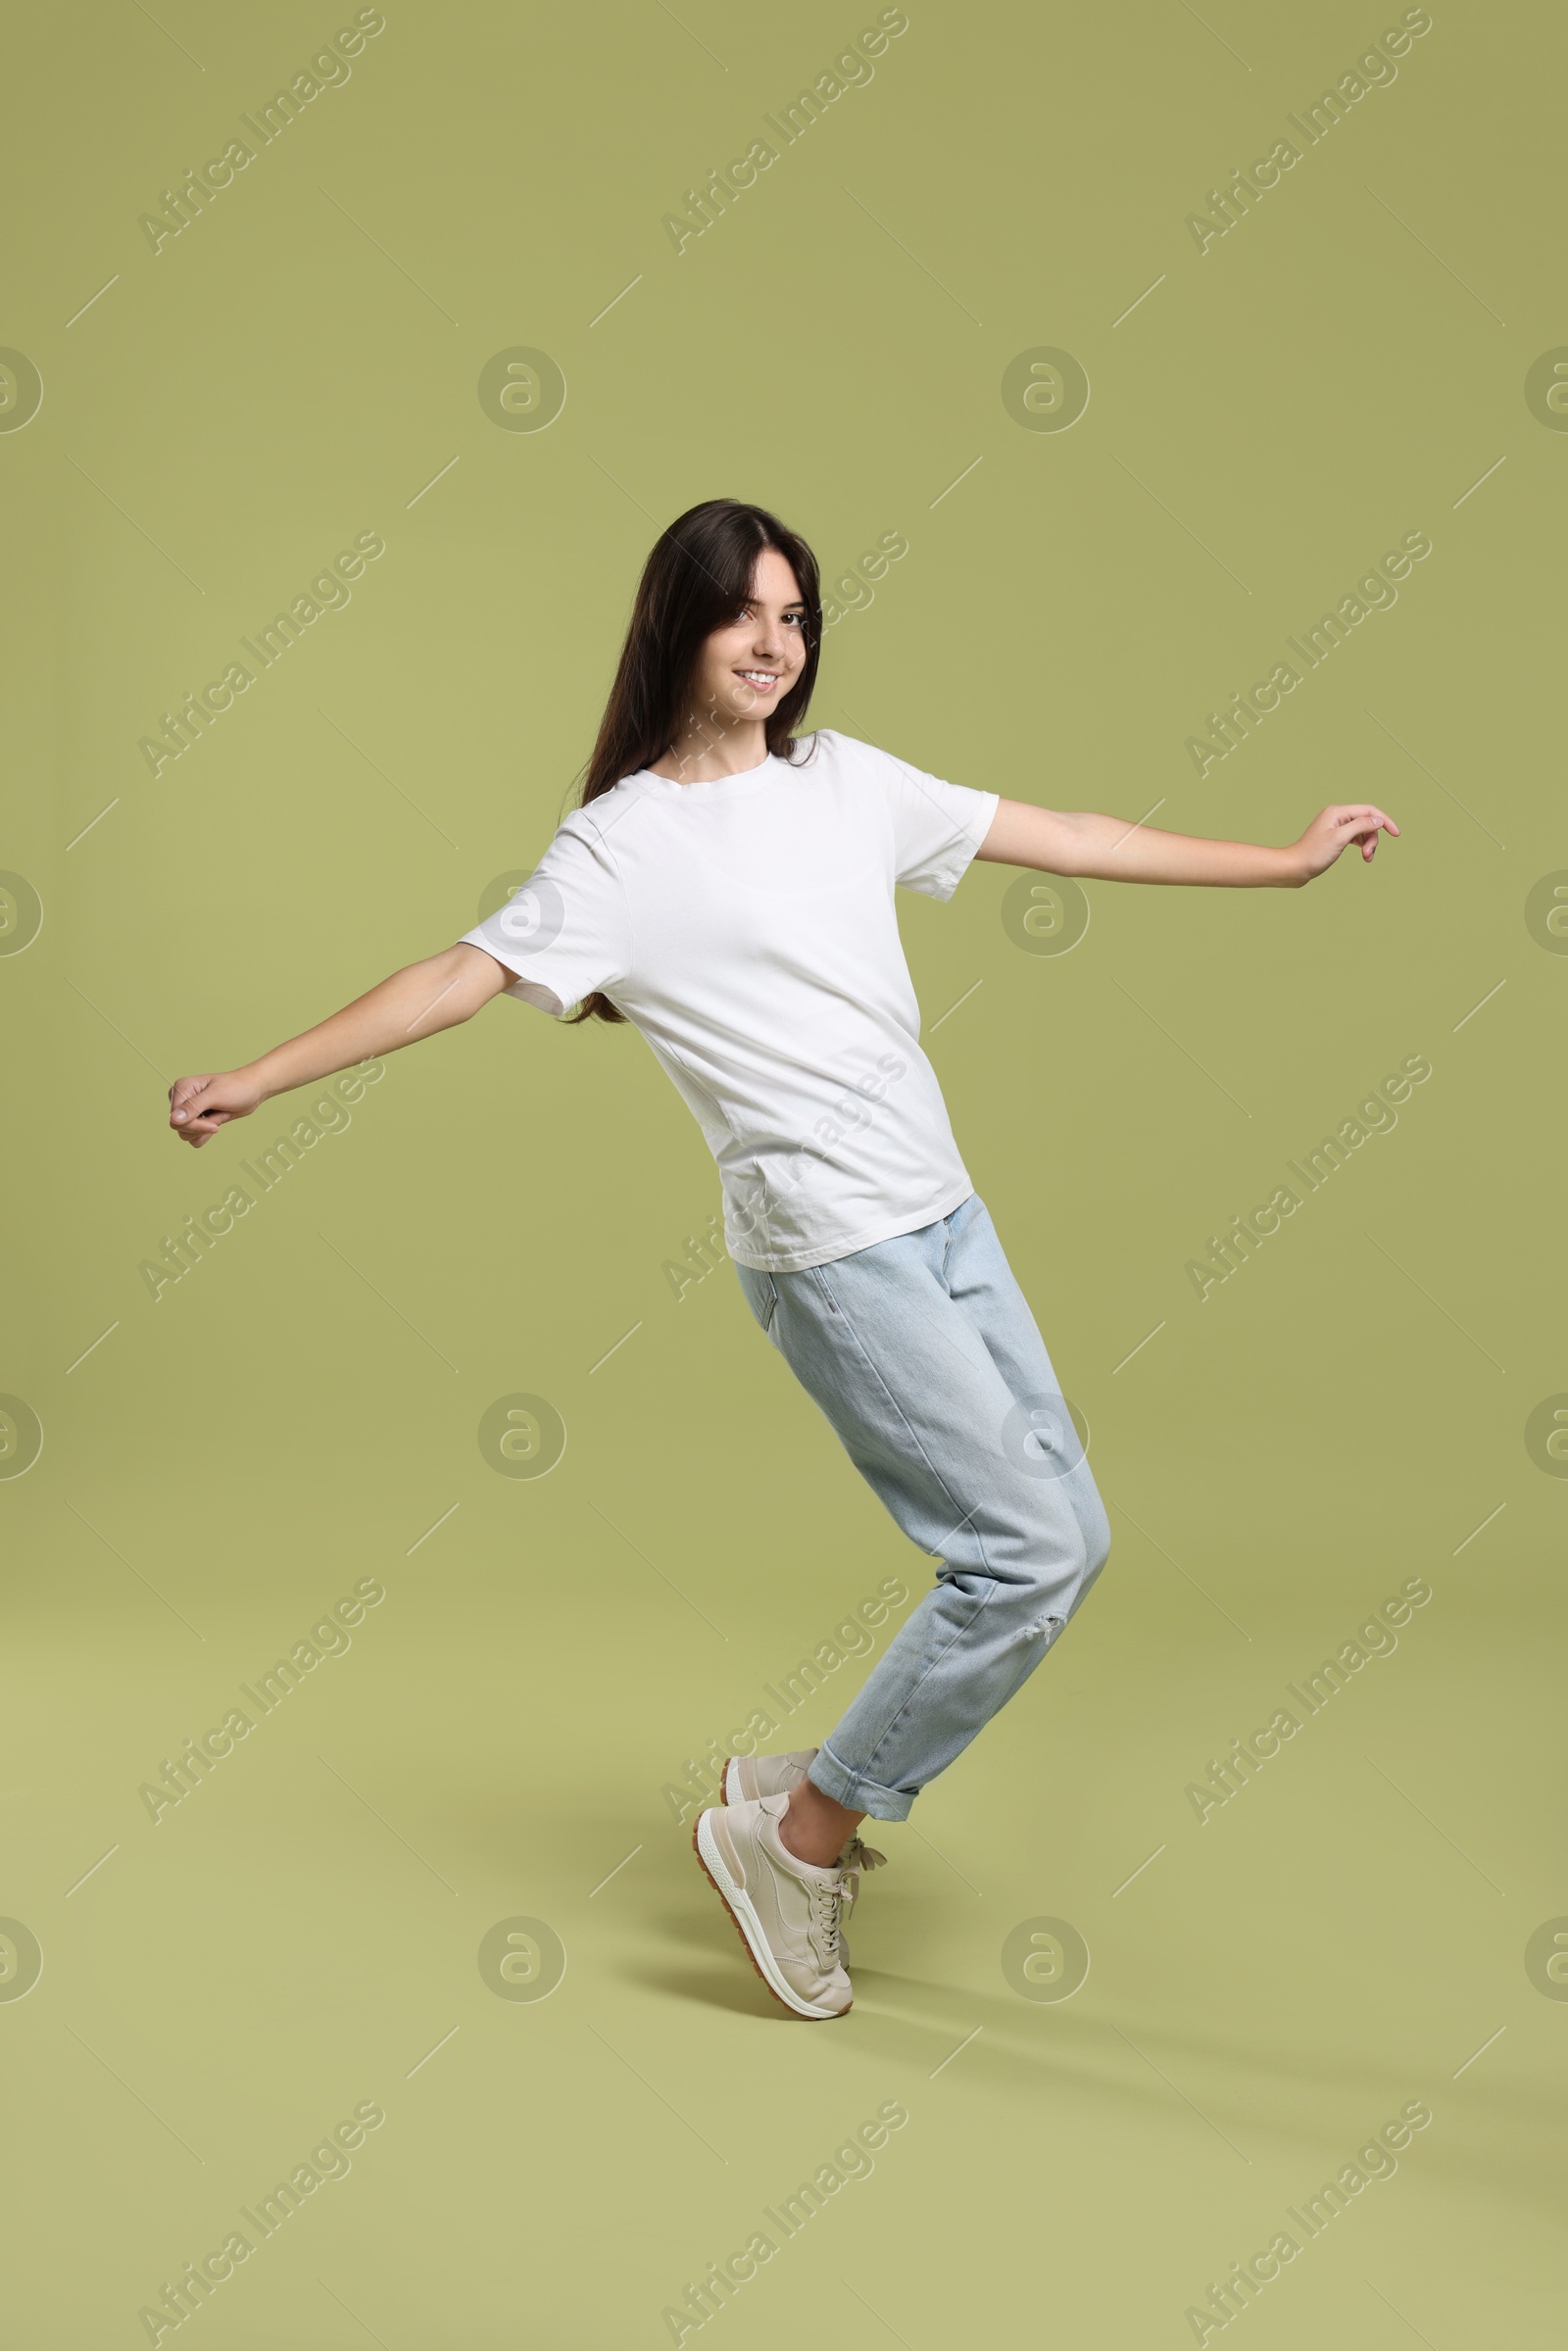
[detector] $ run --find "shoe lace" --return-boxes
[810,1837,887,1961]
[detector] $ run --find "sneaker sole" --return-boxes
[691,1811,849,2022]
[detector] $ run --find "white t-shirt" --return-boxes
[458,728,1000,1272]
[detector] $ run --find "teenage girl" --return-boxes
[169,499,1398,2019]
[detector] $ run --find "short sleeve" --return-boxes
[458,808,631,1017]
[854,736,1000,901]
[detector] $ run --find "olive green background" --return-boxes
[3,0,1563,2343]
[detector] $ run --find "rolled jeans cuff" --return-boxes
[808,1739,914,1824]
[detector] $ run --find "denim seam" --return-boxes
[855,1592,999,1788]
[809,1285,984,1570]
[803,1284,1003,1786]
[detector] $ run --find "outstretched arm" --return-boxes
[975,800,1399,888]
[167,943,512,1147]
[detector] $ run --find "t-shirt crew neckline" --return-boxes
[629,751,783,799]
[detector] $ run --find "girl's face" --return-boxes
[687,549,808,730]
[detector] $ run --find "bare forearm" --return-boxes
[978,800,1302,887]
[1058,808,1300,886]
[249,945,506,1102]
[170,944,513,1145]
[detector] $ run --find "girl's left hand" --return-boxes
[1293,803,1400,881]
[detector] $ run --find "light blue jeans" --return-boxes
[734,1193,1111,1822]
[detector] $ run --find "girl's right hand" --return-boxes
[168,1068,267,1147]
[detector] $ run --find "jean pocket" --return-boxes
[736,1263,780,1338]
[806,1264,840,1315]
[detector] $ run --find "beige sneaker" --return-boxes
[692,1792,885,2020]
[721,1747,818,1804]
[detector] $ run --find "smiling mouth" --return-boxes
[735,669,782,692]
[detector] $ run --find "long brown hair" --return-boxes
[564,498,823,1025]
